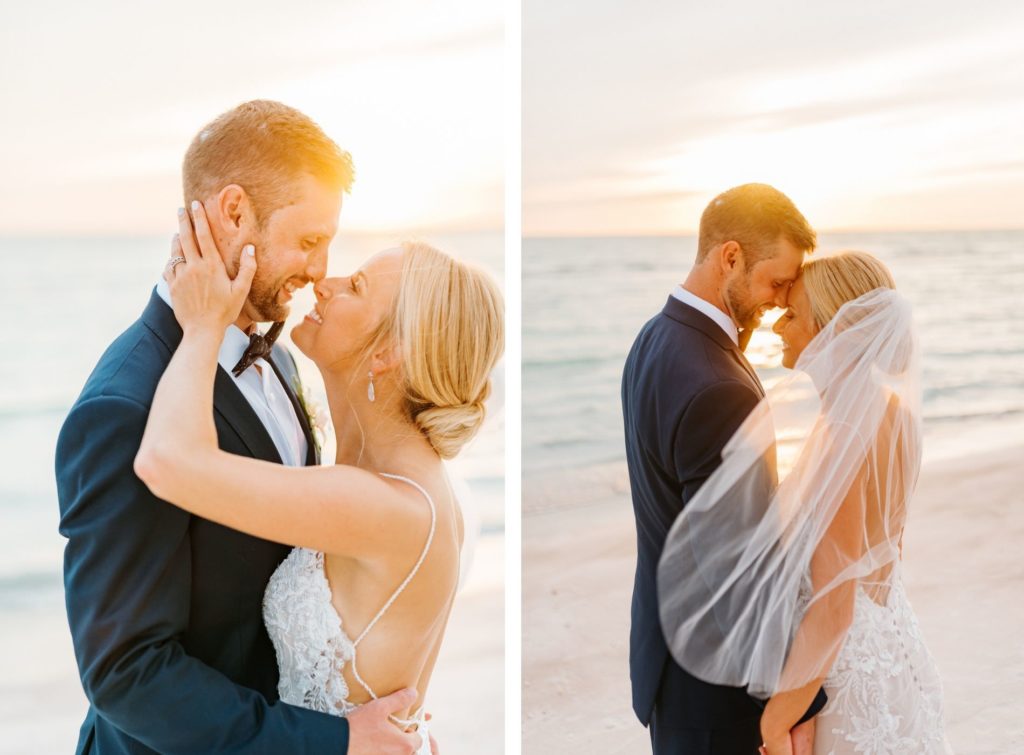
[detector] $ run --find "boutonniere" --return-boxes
[292,377,331,457]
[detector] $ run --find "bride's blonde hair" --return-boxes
[801,251,897,331]
[372,241,504,459]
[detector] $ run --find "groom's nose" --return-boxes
[304,245,329,283]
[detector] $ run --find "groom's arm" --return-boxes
[672,381,828,722]
[673,380,762,503]
[56,393,348,755]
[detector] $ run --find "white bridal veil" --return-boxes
[657,288,923,698]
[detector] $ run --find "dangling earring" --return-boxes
[367,370,375,402]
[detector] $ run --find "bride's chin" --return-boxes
[290,326,311,356]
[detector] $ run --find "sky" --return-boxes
[524,0,1024,235]
[0,0,503,236]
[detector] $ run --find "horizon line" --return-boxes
[0,225,504,241]
[524,225,1024,240]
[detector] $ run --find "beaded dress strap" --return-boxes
[348,472,437,728]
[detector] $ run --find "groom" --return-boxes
[56,101,425,754]
[621,184,826,754]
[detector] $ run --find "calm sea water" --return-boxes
[524,231,1024,514]
[0,231,504,753]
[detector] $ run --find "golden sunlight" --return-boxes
[286,44,502,233]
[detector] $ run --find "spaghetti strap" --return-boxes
[348,472,437,727]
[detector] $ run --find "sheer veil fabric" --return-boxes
[657,288,922,698]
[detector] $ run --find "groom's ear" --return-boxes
[213,184,252,236]
[719,240,743,274]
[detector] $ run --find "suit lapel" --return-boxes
[662,295,734,350]
[662,295,766,397]
[212,367,284,464]
[141,287,316,465]
[140,288,183,353]
[729,349,765,398]
[141,289,284,464]
[266,354,320,467]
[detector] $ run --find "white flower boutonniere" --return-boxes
[292,378,332,457]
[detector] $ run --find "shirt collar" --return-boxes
[670,285,739,346]
[156,277,262,374]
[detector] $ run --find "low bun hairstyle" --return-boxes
[388,242,504,459]
[801,250,897,330]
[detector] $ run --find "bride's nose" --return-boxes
[772,317,785,336]
[313,280,331,301]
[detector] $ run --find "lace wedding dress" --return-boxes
[262,473,437,755]
[813,563,953,755]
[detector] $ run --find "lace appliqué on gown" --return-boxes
[812,567,952,755]
[263,547,359,716]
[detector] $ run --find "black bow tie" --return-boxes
[231,321,285,377]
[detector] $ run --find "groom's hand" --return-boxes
[347,688,423,755]
[790,716,816,755]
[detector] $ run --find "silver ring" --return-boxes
[169,256,187,272]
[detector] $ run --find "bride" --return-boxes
[133,202,504,754]
[657,251,951,754]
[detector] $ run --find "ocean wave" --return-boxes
[923,407,1024,424]
[523,354,623,370]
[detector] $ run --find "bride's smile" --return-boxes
[291,250,405,372]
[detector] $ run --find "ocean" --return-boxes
[524,230,1024,514]
[0,231,504,753]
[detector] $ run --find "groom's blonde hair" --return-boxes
[367,242,505,459]
[182,100,353,226]
[802,251,897,330]
[697,183,816,266]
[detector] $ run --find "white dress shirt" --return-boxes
[671,285,739,347]
[156,278,308,467]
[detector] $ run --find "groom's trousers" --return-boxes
[649,706,761,755]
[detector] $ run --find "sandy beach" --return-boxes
[523,443,1024,754]
[425,533,506,752]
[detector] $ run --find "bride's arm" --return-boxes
[759,463,869,753]
[133,204,427,559]
[137,441,426,560]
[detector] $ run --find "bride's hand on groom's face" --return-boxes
[165,201,257,333]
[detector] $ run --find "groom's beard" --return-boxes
[726,275,763,332]
[243,236,294,323]
[248,274,292,322]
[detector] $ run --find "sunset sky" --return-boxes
[0,0,502,236]
[524,0,1024,235]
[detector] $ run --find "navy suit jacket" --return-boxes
[621,295,826,730]
[56,290,347,754]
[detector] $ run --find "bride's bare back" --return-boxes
[323,468,464,712]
